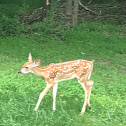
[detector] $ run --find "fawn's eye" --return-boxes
[25,67,29,69]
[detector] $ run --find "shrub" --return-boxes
[0,16,19,37]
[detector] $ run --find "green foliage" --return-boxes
[0,0,42,7]
[0,4,21,18]
[0,16,19,37]
[0,0,64,37]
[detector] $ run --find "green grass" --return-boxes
[0,22,126,126]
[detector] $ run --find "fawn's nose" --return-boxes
[18,71,22,74]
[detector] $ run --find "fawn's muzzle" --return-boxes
[18,71,22,74]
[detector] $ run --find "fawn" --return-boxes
[18,53,94,114]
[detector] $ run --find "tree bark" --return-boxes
[43,0,51,18]
[66,0,72,25]
[72,0,79,25]
[65,0,79,26]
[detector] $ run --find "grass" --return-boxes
[0,21,126,126]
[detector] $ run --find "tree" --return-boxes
[43,0,52,18]
[66,0,79,26]
[66,0,72,25]
[72,0,79,25]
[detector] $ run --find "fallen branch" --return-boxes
[88,0,93,5]
[79,1,99,15]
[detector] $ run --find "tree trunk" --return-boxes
[65,0,79,26]
[66,0,72,25]
[72,0,79,25]
[43,0,51,18]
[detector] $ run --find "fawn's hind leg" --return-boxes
[86,80,94,107]
[78,80,94,114]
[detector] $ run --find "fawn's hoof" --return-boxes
[34,107,38,111]
[80,112,85,115]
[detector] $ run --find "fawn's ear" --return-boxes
[33,59,40,67]
[28,53,32,62]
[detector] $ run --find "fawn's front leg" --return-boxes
[52,83,58,111]
[34,84,54,111]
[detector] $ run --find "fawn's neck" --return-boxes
[31,66,47,78]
